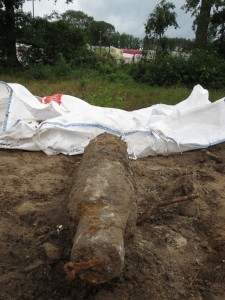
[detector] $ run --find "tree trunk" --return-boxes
[195,0,212,48]
[4,0,21,68]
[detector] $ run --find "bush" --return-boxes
[185,50,225,89]
[71,49,98,68]
[130,53,187,86]
[21,64,54,80]
[19,54,73,80]
[93,55,131,82]
[54,54,72,77]
[130,50,225,89]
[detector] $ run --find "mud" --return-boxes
[0,144,225,300]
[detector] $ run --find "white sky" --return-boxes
[23,0,195,40]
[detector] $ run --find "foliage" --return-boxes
[145,0,178,51]
[0,0,74,67]
[94,55,130,82]
[60,10,94,31]
[186,49,225,89]
[182,0,223,17]
[52,10,142,49]
[13,51,130,84]
[34,18,86,65]
[0,71,189,109]
[59,10,94,46]
[182,0,225,49]
[143,36,194,51]
[88,20,115,47]
[210,4,225,57]
[130,49,225,89]
[0,6,142,68]
[71,48,98,68]
[13,13,88,66]
[2,69,224,113]
[116,33,142,49]
[0,8,6,64]
[1,5,142,68]
[130,53,187,86]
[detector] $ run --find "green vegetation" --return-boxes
[0,0,225,107]
[130,50,225,89]
[1,65,224,111]
[145,0,179,52]
[136,0,225,90]
[0,2,142,68]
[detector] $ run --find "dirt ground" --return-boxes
[0,144,225,300]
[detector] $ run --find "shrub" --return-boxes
[54,54,72,78]
[185,50,225,89]
[71,49,98,68]
[130,53,187,86]
[20,64,54,80]
[130,50,225,89]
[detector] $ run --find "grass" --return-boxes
[1,70,224,111]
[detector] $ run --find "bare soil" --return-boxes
[0,145,225,300]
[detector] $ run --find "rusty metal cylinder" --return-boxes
[68,133,137,284]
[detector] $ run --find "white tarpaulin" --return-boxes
[0,81,225,158]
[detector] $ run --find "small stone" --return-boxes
[23,260,44,273]
[174,236,188,248]
[43,242,60,262]
[195,258,201,266]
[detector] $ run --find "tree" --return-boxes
[0,0,73,68]
[89,20,115,48]
[61,10,93,31]
[60,10,94,44]
[0,7,6,61]
[118,33,142,49]
[183,0,212,48]
[38,19,85,64]
[0,0,23,67]
[210,3,225,57]
[182,0,225,48]
[145,0,178,51]
[105,31,142,49]
[109,31,120,48]
[13,12,87,65]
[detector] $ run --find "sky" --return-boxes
[23,0,195,40]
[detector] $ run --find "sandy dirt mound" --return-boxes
[0,145,225,300]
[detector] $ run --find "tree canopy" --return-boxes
[0,1,143,68]
[0,0,74,67]
[145,0,178,51]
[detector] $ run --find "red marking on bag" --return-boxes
[38,94,62,105]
